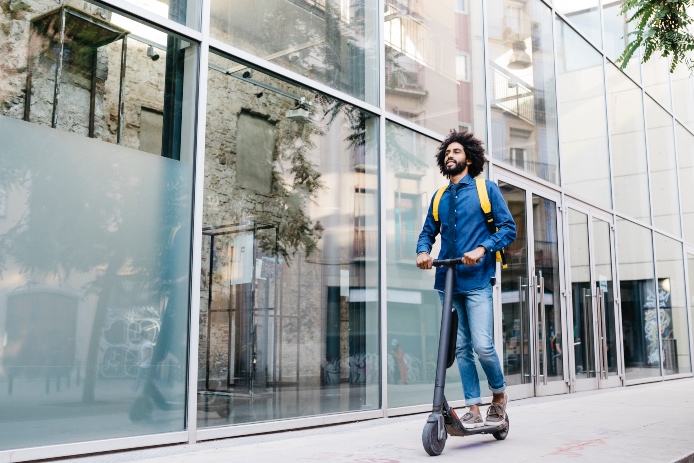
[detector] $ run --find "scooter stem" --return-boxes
[432,265,455,413]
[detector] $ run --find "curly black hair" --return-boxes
[436,130,487,178]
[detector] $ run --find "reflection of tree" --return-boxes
[0,128,190,403]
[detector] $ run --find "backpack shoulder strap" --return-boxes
[476,178,495,232]
[432,185,448,222]
[475,178,508,269]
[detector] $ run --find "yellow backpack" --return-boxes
[432,178,507,269]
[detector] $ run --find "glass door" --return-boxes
[565,203,622,392]
[497,174,568,399]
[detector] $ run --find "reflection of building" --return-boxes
[1,0,694,460]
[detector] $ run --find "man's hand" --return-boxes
[416,252,433,270]
[463,246,486,266]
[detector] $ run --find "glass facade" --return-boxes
[488,0,559,184]
[1,0,694,459]
[556,19,611,208]
[0,0,195,450]
[198,52,379,426]
[384,0,486,134]
[385,121,467,408]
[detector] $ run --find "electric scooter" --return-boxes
[422,257,509,456]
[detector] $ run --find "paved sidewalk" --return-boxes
[68,378,694,463]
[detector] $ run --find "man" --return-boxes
[416,130,516,429]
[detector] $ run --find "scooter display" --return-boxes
[422,257,509,456]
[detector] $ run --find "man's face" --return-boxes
[443,142,470,176]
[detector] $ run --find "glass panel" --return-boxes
[198,52,379,427]
[0,4,195,450]
[3,1,197,158]
[556,19,611,208]
[210,0,378,104]
[654,234,692,374]
[121,0,200,28]
[617,219,660,380]
[671,63,694,133]
[532,195,563,382]
[593,217,618,375]
[385,0,487,135]
[488,0,559,184]
[568,210,595,379]
[642,54,672,112]
[385,121,467,408]
[606,63,650,224]
[499,182,531,386]
[677,124,694,244]
[554,0,602,48]
[688,254,694,371]
[602,0,640,82]
[646,97,680,236]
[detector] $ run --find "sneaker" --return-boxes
[461,411,484,429]
[484,393,508,427]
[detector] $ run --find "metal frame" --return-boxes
[7,0,694,459]
[492,171,568,399]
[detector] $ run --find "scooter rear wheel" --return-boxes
[493,415,509,441]
[422,421,447,456]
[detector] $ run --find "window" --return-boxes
[456,0,469,14]
[456,53,470,82]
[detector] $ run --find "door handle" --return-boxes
[598,290,609,380]
[540,276,548,386]
[532,275,540,383]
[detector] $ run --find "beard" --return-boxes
[443,159,466,176]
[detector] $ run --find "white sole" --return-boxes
[462,422,484,429]
[484,420,504,427]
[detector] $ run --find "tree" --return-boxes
[618,0,694,72]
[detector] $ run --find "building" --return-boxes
[0,0,693,460]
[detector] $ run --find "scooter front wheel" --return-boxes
[422,421,447,456]
[493,415,510,441]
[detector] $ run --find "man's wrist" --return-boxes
[417,251,429,256]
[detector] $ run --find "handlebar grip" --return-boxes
[432,257,464,267]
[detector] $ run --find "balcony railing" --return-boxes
[490,61,535,124]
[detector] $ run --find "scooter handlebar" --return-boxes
[431,257,464,267]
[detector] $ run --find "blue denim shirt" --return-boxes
[416,174,516,293]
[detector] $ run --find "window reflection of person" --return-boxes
[132,330,153,392]
[390,339,408,385]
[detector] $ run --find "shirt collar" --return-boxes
[449,173,472,187]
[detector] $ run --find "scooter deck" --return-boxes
[443,400,508,437]
[445,418,509,437]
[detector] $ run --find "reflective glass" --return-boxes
[198,52,379,427]
[488,0,559,184]
[646,97,680,236]
[688,254,694,371]
[0,3,195,449]
[642,54,672,111]
[567,210,595,379]
[556,19,611,208]
[593,217,618,376]
[121,0,200,29]
[554,0,602,47]
[385,0,486,135]
[602,1,640,82]
[210,0,378,104]
[499,182,531,387]
[532,195,563,382]
[617,219,660,380]
[606,64,650,224]
[671,63,694,133]
[385,121,468,408]
[654,234,692,374]
[676,124,694,244]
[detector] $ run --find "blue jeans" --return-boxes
[439,284,506,405]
